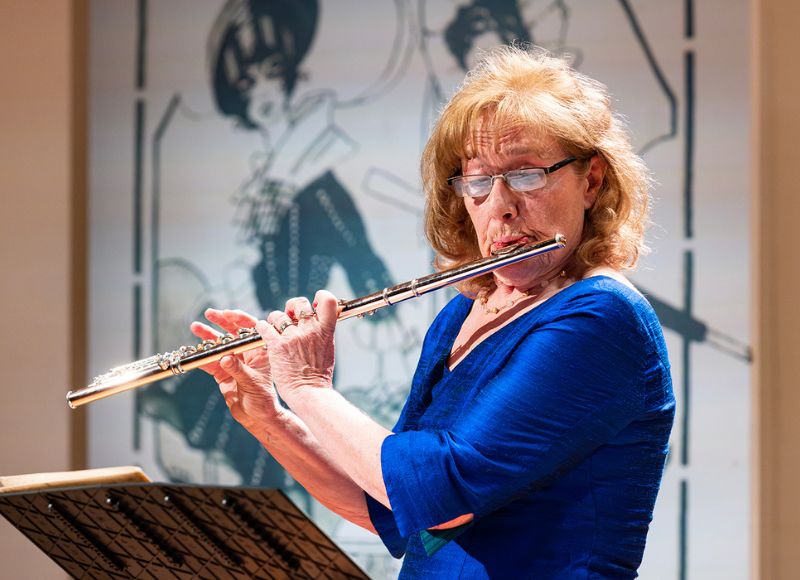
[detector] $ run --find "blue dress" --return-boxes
[365,277,675,578]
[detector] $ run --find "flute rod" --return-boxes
[67,234,565,408]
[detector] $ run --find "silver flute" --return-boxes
[67,234,566,408]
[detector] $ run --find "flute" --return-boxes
[67,234,566,408]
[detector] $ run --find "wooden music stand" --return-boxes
[0,480,368,579]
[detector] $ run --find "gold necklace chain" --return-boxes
[479,270,566,315]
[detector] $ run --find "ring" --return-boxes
[276,320,292,333]
[296,309,316,321]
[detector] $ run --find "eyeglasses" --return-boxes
[448,156,581,198]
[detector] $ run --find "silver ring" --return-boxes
[276,320,292,333]
[296,309,316,321]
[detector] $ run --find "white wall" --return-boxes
[0,1,84,578]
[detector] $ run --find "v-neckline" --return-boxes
[443,276,611,373]
[443,297,540,373]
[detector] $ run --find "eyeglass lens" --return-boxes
[454,169,547,198]
[451,156,581,198]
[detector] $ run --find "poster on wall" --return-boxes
[88,1,752,577]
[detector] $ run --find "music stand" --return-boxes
[0,482,368,579]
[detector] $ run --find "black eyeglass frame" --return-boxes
[447,156,588,198]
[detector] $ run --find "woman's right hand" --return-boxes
[191,308,283,433]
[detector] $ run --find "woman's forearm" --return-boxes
[283,387,476,532]
[250,408,378,532]
[255,294,393,513]
[282,387,393,509]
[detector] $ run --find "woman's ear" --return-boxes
[583,154,607,209]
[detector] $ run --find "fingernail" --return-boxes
[220,356,233,369]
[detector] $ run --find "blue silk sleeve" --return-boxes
[365,493,407,558]
[377,289,654,541]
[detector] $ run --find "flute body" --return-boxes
[67,234,566,408]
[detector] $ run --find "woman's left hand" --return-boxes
[256,290,339,398]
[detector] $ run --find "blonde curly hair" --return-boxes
[422,45,651,295]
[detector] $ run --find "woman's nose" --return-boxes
[486,177,519,220]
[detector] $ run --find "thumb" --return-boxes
[219,355,262,387]
[313,289,339,333]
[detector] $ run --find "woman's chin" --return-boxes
[494,264,546,289]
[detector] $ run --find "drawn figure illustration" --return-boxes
[139,0,397,501]
[210,0,394,311]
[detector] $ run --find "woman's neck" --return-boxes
[481,269,569,315]
[495,266,571,298]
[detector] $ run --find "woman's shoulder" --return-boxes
[543,271,665,354]
[554,270,655,319]
[535,273,673,402]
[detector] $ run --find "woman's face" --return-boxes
[461,126,605,288]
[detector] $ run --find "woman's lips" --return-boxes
[490,235,533,252]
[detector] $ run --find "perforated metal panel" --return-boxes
[0,483,368,579]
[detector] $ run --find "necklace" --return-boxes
[479,270,566,315]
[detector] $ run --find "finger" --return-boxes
[204,308,225,324]
[266,310,284,326]
[218,355,263,391]
[313,289,339,333]
[206,308,258,335]
[267,310,295,334]
[286,297,315,323]
[191,321,222,341]
[204,308,238,337]
[256,319,280,342]
[189,322,230,378]
[221,309,258,330]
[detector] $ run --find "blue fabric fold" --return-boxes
[364,493,407,558]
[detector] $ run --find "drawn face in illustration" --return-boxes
[209,0,319,131]
[243,54,290,129]
[443,0,529,70]
[421,0,570,102]
[420,0,531,105]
